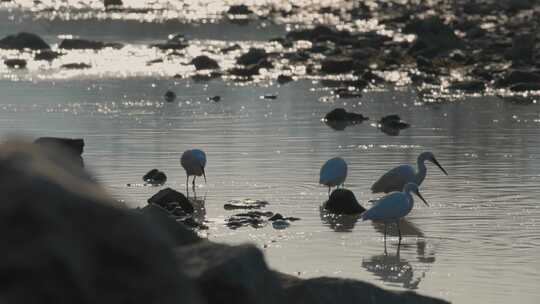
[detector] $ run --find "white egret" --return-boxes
[371,151,447,193]
[319,157,347,194]
[362,183,428,241]
[180,149,207,192]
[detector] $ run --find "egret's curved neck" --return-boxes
[416,157,428,185]
[404,189,415,210]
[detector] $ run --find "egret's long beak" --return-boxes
[201,167,207,183]
[415,190,429,206]
[432,157,448,175]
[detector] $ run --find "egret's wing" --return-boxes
[361,192,409,221]
[371,165,415,193]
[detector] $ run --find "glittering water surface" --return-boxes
[2,78,540,303]
[2,2,540,303]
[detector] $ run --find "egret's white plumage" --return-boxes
[371,151,447,193]
[319,157,347,194]
[181,149,207,192]
[362,183,428,241]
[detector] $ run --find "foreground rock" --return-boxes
[0,141,201,304]
[143,168,167,185]
[0,32,50,50]
[59,38,123,50]
[34,137,84,167]
[323,189,365,215]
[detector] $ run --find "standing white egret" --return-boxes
[371,151,448,193]
[181,149,207,192]
[362,182,428,241]
[319,157,347,194]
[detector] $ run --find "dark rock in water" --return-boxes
[325,108,368,122]
[334,87,362,99]
[175,242,284,304]
[278,274,450,304]
[34,49,63,61]
[152,34,189,51]
[191,71,222,82]
[221,43,241,53]
[379,114,410,129]
[277,74,293,84]
[143,169,167,185]
[224,199,268,210]
[164,90,176,102]
[104,0,122,7]
[404,17,463,58]
[496,70,540,87]
[59,38,123,50]
[509,82,540,92]
[324,189,365,215]
[226,212,270,229]
[4,58,26,69]
[191,55,220,70]
[237,48,268,65]
[261,94,278,100]
[148,188,194,214]
[0,141,201,304]
[448,80,486,92]
[208,95,221,102]
[0,32,50,50]
[228,64,260,78]
[286,25,344,42]
[272,219,290,230]
[321,56,354,74]
[227,4,253,15]
[269,213,285,221]
[61,63,91,69]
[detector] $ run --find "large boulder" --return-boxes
[175,241,284,304]
[277,273,449,304]
[0,32,50,50]
[0,141,201,304]
[323,189,365,215]
[34,137,84,167]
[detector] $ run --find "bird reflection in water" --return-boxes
[361,219,436,289]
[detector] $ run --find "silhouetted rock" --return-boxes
[404,17,463,58]
[277,74,293,84]
[321,56,354,74]
[324,108,368,122]
[139,203,202,245]
[175,242,284,304]
[323,189,365,215]
[448,80,486,92]
[164,90,176,102]
[227,4,253,15]
[509,82,540,92]
[0,32,50,50]
[228,64,260,78]
[496,70,540,87]
[278,274,450,304]
[4,58,26,69]
[148,188,194,214]
[104,0,122,7]
[34,49,63,61]
[152,34,189,50]
[59,38,123,50]
[226,211,272,229]
[143,169,167,185]
[191,55,220,70]
[237,48,268,65]
[379,114,410,129]
[224,199,268,210]
[208,95,221,102]
[61,63,91,69]
[0,141,201,304]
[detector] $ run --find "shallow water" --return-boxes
[1,77,540,303]
[2,2,540,303]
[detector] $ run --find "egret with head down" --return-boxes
[362,182,428,241]
[181,149,207,192]
[371,151,447,194]
[319,157,347,195]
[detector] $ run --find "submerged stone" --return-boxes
[0,32,50,50]
[324,189,365,215]
[325,108,368,122]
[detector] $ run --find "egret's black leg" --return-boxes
[397,220,402,242]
